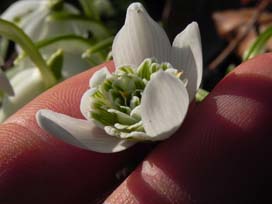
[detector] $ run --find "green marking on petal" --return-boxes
[117,66,135,74]
[108,109,138,125]
[91,108,116,126]
[119,106,131,114]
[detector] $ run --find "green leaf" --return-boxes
[15,35,95,70]
[36,34,93,50]
[226,64,236,74]
[0,38,9,59]
[195,88,209,103]
[17,34,93,62]
[0,54,4,66]
[243,26,272,61]
[48,0,64,11]
[0,19,56,88]
[46,49,63,80]
[82,36,113,59]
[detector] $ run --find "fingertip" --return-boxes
[105,54,272,203]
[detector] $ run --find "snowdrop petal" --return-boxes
[171,22,203,101]
[20,9,48,42]
[1,0,40,21]
[112,2,171,68]
[80,88,97,120]
[141,71,189,141]
[36,109,136,153]
[0,70,14,96]
[0,68,44,122]
[89,67,110,88]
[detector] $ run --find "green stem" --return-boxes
[243,26,272,61]
[0,19,56,88]
[0,38,9,59]
[79,0,99,20]
[47,13,111,39]
[82,36,113,59]
[48,0,64,11]
[36,34,93,48]
[16,34,95,66]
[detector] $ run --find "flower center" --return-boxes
[89,58,183,139]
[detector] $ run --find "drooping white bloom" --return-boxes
[1,0,90,78]
[36,2,203,153]
[1,0,86,42]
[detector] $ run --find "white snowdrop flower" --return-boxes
[36,2,203,153]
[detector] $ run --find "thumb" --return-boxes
[106,53,272,203]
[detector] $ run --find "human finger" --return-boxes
[106,54,272,203]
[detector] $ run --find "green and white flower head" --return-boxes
[36,2,203,153]
[1,0,86,42]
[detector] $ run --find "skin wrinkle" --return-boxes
[0,124,41,171]
[141,161,194,204]
[106,181,139,204]
[214,95,264,132]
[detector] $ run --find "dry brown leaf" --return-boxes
[213,8,272,58]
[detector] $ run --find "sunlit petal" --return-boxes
[112,2,171,68]
[80,88,97,120]
[171,22,203,101]
[89,66,110,88]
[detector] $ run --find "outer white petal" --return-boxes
[0,70,14,96]
[36,109,136,153]
[0,68,44,122]
[80,88,97,120]
[141,71,189,141]
[112,2,171,68]
[19,9,48,42]
[89,67,110,88]
[1,0,40,21]
[171,22,203,101]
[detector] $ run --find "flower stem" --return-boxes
[79,0,99,20]
[82,36,113,59]
[243,26,272,61]
[0,19,56,88]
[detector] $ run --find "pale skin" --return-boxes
[1,54,272,203]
